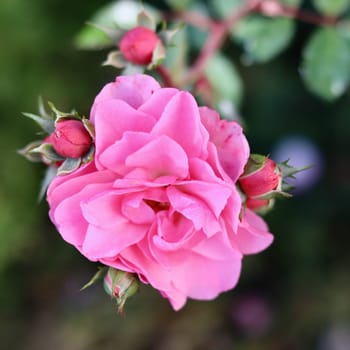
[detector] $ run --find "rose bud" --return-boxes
[119,26,160,65]
[51,119,92,158]
[239,155,282,198]
[104,268,139,313]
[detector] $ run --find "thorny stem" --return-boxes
[157,0,339,89]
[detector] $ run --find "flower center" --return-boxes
[144,199,170,213]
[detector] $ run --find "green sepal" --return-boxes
[18,140,45,163]
[158,23,184,47]
[252,189,292,201]
[148,41,166,69]
[240,154,268,178]
[81,144,95,164]
[278,159,313,192]
[279,159,313,180]
[102,50,127,68]
[82,118,95,139]
[38,165,58,202]
[81,266,108,291]
[137,8,156,30]
[22,112,55,134]
[47,101,80,123]
[38,96,51,119]
[57,157,82,176]
[31,143,65,162]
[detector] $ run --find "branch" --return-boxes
[182,0,262,85]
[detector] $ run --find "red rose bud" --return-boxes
[239,155,282,198]
[119,26,160,65]
[51,119,92,158]
[103,268,139,313]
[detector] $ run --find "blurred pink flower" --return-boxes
[120,27,160,65]
[47,74,273,310]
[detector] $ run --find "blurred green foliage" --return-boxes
[0,0,349,349]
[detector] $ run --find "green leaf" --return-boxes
[205,53,243,108]
[74,25,112,50]
[301,27,350,101]
[166,0,197,10]
[280,0,302,5]
[233,16,295,64]
[164,25,188,80]
[312,0,350,16]
[336,20,350,40]
[210,0,243,18]
[185,2,210,50]
[74,1,160,49]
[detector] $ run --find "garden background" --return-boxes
[0,0,349,349]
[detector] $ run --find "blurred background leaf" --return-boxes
[233,16,295,64]
[301,27,350,101]
[312,0,350,16]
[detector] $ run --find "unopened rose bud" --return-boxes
[119,26,160,65]
[51,119,92,158]
[239,155,281,198]
[104,268,139,313]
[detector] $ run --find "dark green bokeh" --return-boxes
[0,1,349,349]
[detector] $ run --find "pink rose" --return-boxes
[47,74,273,310]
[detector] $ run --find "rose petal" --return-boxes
[125,135,189,180]
[174,180,232,218]
[81,193,148,259]
[90,74,161,121]
[99,131,153,174]
[138,88,179,120]
[167,186,221,237]
[151,92,209,158]
[200,107,249,181]
[93,99,156,167]
[234,209,274,255]
[51,181,113,251]
[170,252,242,300]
